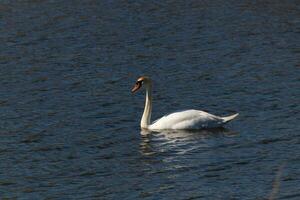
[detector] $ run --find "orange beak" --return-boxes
[131,82,142,93]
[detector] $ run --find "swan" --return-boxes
[132,76,239,130]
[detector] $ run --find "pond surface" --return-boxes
[0,0,299,199]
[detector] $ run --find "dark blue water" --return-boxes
[0,0,299,199]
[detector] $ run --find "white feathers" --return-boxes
[148,110,238,130]
[221,113,239,123]
[132,76,239,130]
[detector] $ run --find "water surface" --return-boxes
[0,0,299,199]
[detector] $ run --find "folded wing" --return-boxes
[149,109,225,130]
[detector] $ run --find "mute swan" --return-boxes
[132,76,238,130]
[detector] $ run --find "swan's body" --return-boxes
[149,110,238,130]
[132,76,238,130]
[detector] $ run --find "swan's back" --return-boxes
[149,109,225,130]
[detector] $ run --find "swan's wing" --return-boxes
[149,110,223,130]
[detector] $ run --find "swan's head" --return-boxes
[131,76,150,93]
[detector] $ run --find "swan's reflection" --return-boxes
[140,128,239,156]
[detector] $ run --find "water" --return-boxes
[0,0,299,199]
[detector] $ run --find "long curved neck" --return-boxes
[141,82,152,129]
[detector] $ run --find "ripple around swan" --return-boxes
[140,128,238,155]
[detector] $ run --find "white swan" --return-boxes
[132,76,238,130]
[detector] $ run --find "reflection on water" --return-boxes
[140,128,239,156]
[141,128,238,141]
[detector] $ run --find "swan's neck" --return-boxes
[141,83,152,129]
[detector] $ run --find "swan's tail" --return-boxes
[222,113,239,123]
